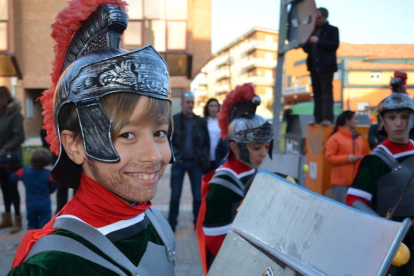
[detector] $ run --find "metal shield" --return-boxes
[208,171,411,276]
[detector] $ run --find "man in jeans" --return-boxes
[169,92,210,232]
[303,7,339,126]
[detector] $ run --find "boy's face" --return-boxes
[246,142,269,169]
[181,96,194,117]
[82,96,171,202]
[231,141,269,169]
[381,109,411,144]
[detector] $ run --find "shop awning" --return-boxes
[0,52,22,79]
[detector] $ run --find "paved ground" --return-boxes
[0,164,203,275]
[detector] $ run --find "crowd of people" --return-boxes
[0,1,413,275]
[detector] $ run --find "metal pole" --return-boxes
[273,0,288,154]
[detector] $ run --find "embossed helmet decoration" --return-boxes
[377,71,414,130]
[218,83,273,164]
[40,1,171,188]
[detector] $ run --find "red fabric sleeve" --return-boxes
[205,234,226,257]
[49,176,54,182]
[345,194,370,207]
[15,168,24,179]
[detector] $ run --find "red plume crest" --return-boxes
[391,70,408,94]
[40,0,127,155]
[217,83,257,139]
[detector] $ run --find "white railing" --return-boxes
[245,76,275,85]
[241,58,277,69]
[242,40,278,52]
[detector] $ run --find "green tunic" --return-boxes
[8,223,163,276]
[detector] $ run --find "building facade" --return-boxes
[284,43,414,118]
[0,0,211,138]
[193,28,278,118]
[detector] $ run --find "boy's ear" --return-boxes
[60,130,85,165]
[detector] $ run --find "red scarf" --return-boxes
[11,173,151,268]
[380,139,414,155]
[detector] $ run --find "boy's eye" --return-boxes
[119,132,135,139]
[154,130,167,138]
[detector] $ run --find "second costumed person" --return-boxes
[196,83,274,274]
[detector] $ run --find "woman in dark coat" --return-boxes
[0,86,25,233]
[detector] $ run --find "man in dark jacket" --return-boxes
[303,7,339,126]
[168,92,210,232]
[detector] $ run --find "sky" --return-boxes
[211,0,414,53]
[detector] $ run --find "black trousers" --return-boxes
[0,167,21,215]
[310,71,334,123]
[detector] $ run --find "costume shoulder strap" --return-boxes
[209,169,246,197]
[146,207,176,264]
[23,235,129,276]
[371,146,400,169]
[51,216,138,274]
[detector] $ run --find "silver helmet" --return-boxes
[377,92,414,130]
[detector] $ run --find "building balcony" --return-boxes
[241,58,277,70]
[243,40,278,53]
[215,55,231,67]
[215,84,231,94]
[245,76,275,86]
[215,70,230,81]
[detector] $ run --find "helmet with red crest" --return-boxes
[218,83,273,164]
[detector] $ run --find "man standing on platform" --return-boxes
[168,93,210,232]
[303,7,339,126]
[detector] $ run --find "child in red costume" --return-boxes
[196,83,273,274]
[346,73,414,276]
[9,1,176,275]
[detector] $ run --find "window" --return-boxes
[0,0,8,51]
[124,0,187,51]
[123,22,142,46]
[167,21,186,50]
[144,20,166,51]
[26,98,34,118]
[144,0,165,19]
[370,72,382,81]
[128,0,143,19]
[166,0,187,20]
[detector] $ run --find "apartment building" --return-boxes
[284,43,414,117]
[0,0,211,137]
[193,28,278,118]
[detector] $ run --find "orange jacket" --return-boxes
[325,126,369,186]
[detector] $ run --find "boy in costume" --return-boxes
[346,74,414,275]
[8,1,175,275]
[196,83,273,273]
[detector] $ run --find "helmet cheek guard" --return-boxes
[237,144,252,165]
